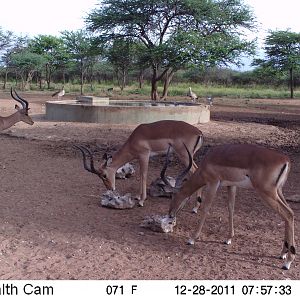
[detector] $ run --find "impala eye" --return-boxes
[102,174,107,180]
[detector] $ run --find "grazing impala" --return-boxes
[0,88,34,131]
[75,120,203,206]
[161,143,295,270]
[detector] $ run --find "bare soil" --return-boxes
[0,91,300,280]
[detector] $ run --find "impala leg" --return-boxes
[188,181,219,245]
[137,154,150,207]
[277,187,288,259]
[277,187,294,261]
[226,186,236,245]
[258,189,295,270]
[192,186,204,213]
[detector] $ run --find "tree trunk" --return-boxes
[151,78,159,100]
[151,65,159,100]
[80,59,84,95]
[46,63,51,89]
[289,67,294,99]
[62,68,66,85]
[24,70,35,90]
[2,68,8,89]
[121,69,126,91]
[138,69,144,89]
[161,69,175,100]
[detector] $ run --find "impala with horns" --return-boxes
[161,143,295,270]
[74,120,204,207]
[0,88,34,131]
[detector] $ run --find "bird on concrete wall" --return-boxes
[206,96,213,106]
[52,86,65,100]
[188,87,198,102]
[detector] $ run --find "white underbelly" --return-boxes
[220,176,253,188]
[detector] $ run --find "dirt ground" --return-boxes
[0,91,300,280]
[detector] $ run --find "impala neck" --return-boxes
[110,144,135,170]
[0,112,21,131]
[169,173,205,218]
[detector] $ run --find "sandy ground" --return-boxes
[0,91,300,280]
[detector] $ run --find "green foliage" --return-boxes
[61,30,103,94]
[28,35,69,88]
[86,0,257,99]
[9,50,46,89]
[264,30,300,70]
[0,27,13,51]
[254,30,300,98]
[141,83,300,99]
[106,38,137,89]
[10,51,45,72]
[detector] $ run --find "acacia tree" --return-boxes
[254,30,300,98]
[29,35,66,89]
[0,28,15,88]
[10,50,46,90]
[106,39,137,90]
[0,27,13,51]
[86,0,256,100]
[61,30,99,95]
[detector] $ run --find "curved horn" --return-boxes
[73,145,102,176]
[14,89,29,109]
[174,143,193,188]
[10,88,27,109]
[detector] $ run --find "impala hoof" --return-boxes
[282,263,290,270]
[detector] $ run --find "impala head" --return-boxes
[160,143,193,218]
[11,88,34,125]
[74,145,116,191]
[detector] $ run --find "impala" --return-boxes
[75,120,204,206]
[161,143,295,270]
[0,88,34,131]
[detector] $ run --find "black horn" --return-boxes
[10,87,28,109]
[73,145,102,176]
[174,143,193,188]
[161,143,193,189]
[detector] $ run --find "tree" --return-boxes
[0,27,13,51]
[106,39,137,90]
[86,0,256,100]
[0,28,15,88]
[29,35,66,89]
[1,35,32,89]
[61,30,100,95]
[10,50,46,90]
[254,30,300,98]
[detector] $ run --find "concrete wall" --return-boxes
[45,100,210,125]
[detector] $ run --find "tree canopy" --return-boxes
[86,0,257,99]
[254,30,300,98]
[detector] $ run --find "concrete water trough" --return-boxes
[45,96,210,125]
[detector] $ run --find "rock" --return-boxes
[101,190,136,209]
[140,215,176,233]
[116,163,135,179]
[148,176,175,198]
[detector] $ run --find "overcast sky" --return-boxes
[0,0,99,36]
[1,0,299,37]
[1,0,299,69]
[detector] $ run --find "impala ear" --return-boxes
[15,104,21,110]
